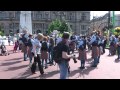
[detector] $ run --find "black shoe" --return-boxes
[32,72,36,74]
[50,63,53,66]
[91,65,97,67]
[41,72,44,75]
[45,66,48,69]
[47,62,51,64]
[68,70,70,74]
[80,67,85,69]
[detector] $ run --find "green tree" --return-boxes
[48,19,70,34]
[0,31,4,36]
[48,19,61,34]
[59,21,69,33]
[0,26,4,36]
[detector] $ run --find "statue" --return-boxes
[19,11,32,34]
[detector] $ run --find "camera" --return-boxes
[73,55,77,63]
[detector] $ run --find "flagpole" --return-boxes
[112,11,115,34]
[112,11,115,28]
[110,11,115,34]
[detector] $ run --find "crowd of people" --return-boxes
[2,29,120,79]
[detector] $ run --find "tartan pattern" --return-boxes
[78,49,87,60]
[109,45,116,55]
[28,47,33,57]
[41,51,49,60]
[92,46,99,58]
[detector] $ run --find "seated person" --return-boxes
[0,42,9,56]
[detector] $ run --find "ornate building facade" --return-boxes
[0,11,90,35]
[90,13,120,35]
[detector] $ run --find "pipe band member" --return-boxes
[78,37,87,69]
[116,36,120,60]
[89,31,99,67]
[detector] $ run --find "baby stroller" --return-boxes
[0,44,9,56]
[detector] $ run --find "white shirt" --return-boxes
[32,39,41,55]
[56,37,62,44]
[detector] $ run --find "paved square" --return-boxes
[0,46,119,79]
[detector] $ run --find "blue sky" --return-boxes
[90,11,120,20]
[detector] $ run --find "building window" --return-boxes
[70,25,72,29]
[33,23,36,29]
[37,11,43,19]
[1,23,4,29]
[9,24,12,29]
[81,25,87,30]
[15,11,20,20]
[81,13,86,21]
[81,31,85,34]
[14,23,19,30]
[0,11,6,19]
[45,12,49,19]
[53,12,57,19]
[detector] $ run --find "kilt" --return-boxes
[41,51,48,60]
[28,47,33,57]
[21,44,27,53]
[78,49,87,60]
[110,44,116,55]
[92,46,99,58]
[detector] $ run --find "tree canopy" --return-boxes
[0,26,4,36]
[48,19,69,34]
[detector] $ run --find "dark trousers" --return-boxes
[81,59,85,67]
[48,47,53,63]
[117,47,120,59]
[102,45,105,53]
[32,54,44,75]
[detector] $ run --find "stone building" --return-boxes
[0,11,90,35]
[90,13,108,34]
[90,13,120,35]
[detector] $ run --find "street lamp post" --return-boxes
[75,11,77,34]
[108,11,111,30]
[93,16,95,31]
[107,11,111,47]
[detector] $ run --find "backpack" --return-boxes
[22,34,28,46]
[41,42,48,51]
[53,42,63,63]
[1,45,6,51]
[27,39,32,47]
[70,36,76,40]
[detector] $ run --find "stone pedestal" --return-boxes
[20,11,32,34]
